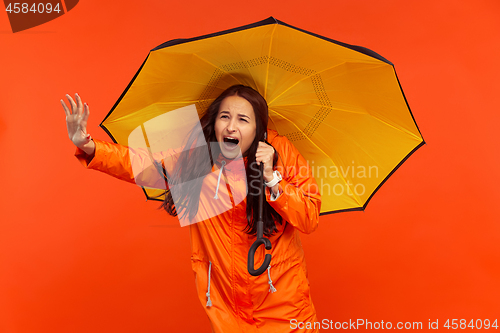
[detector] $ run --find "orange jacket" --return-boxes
[75,129,321,332]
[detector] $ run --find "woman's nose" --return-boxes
[227,119,237,132]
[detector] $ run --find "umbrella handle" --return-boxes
[247,137,273,276]
[247,237,272,276]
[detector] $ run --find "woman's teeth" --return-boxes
[223,137,239,150]
[224,137,239,145]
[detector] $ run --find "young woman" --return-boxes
[62,85,322,332]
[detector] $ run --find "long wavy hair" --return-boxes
[156,85,283,236]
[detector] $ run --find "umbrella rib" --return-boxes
[367,113,423,141]
[264,24,278,101]
[267,110,279,131]
[269,108,363,206]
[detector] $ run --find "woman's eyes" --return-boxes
[220,115,248,122]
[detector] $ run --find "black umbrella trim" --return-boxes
[151,17,392,66]
[394,70,425,140]
[99,54,150,128]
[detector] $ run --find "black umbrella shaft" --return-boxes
[247,161,272,276]
[257,162,264,239]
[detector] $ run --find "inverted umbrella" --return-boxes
[101,17,424,214]
[99,17,424,274]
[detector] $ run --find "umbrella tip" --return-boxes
[264,16,279,24]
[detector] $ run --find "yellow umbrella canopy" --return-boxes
[100,17,424,215]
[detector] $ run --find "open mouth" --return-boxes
[223,136,239,150]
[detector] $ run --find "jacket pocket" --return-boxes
[298,265,312,307]
[191,259,212,307]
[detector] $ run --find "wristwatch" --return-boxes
[265,170,282,187]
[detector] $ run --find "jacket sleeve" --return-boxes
[266,136,321,234]
[75,139,179,190]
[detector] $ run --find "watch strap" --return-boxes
[265,170,282,187]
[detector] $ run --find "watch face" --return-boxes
[275,171,282,181]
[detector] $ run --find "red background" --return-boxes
[1,0,499,331]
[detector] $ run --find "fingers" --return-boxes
[60,99,70,117]
[255,142,274,165]
[65,94,77,113]
[80,103,90,128]
[75,93,84,116]
[62,93,86,117]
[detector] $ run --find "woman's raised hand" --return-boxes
[61,93,95,155]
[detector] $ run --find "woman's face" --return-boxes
[215,95,257,159]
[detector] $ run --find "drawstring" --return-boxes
[206,261,274,307]
[213,160,226,199]
[267,265,277,293]
[206,261,212,307]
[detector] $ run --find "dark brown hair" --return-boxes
[156,85,282,236]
